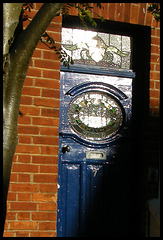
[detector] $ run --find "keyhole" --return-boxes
[62,145,70,154]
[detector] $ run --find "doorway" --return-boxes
[57,18,151,237]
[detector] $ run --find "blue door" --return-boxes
[57,70,136,237]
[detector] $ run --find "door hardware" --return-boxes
[62,145,70,154]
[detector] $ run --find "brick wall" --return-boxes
[4,3,160,237]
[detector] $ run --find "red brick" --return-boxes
[33,136,58,145]
[10,172,18,182]
[32,116,59,126]
[22,86,41,96]
[40,165,58,173]
[18,192,31,201]
[33,174,57,183]
[12,163,39,173]
[7,192,16,201]
[32,49,42,58]
[40,127,58,136]
[3,232,15,237]
[155,64,160,71]
[34,97,60,108]
[27,67,42,77]
[10,202,37,211]
[108,3,116,20]
[10,221,37,230]
[124,3,131,22]
[156,29,160,37]
[45,32,61,43]
[35,3,43,10]
[40,184,57,193]
[42,69,60,79]
[18,155,31,163]
[138,3,146,25]
[53,15,62,24]
[4,220,8,230]
[39,222,56,230]
[18,173,30,182]
[150,71,160,80]
[19,106,40,116]
[151,45,160,55]
[151,36,160,45]
[32,212,57,221]
[18,115,31,125]
[20,96,32,105]
[93,4,100,19]
[146,10,152,26]
[32,193,57,202]
[150,54,160,63]
[46,22,62,32]
[35,78,60,89]
[43,50,60,61]
[130,4,138,24]
[151,28,157,37]
[16,232,30,237]
[42,89,60,98]
[69,6,78,16]
[36,41,52,50]
[150,90,160,98]
[41,146,59,155]
[6,212,16,220]
[16,145,40,154]
[17,212,30,220]
[32,155,58,164]
[41,108,59,118]
[155,81,160,90]
[150,98,159,107]
[116,3,124,22]
[101,3,108,20]
[150,80,155,89]
[18,135,31,144]
[35,59,60,70]
[18,126,39,135]
[23,78,32,89]
[11,183,39,192]
[30,232,56,237]
[39,202,57,211]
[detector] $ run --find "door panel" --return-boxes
[62,164,80,237]
[57,71,135,237]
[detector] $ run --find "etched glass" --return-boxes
[68,92,123,140]
[62,28,131,69]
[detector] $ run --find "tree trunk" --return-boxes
[3,3,64,231]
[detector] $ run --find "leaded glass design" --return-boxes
[62,28,131,69]
[68,92,123,140]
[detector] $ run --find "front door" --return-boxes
[57,70,136,237]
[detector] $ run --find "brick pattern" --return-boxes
[4,3,160,237]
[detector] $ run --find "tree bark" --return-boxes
[3,3,64,231]
[3,3,23,56]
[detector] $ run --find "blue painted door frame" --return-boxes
[57,70,136,237]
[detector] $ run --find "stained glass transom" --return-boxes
[62,28,131,69]
[68,92,123,140]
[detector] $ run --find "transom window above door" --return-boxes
[62,28,132,69]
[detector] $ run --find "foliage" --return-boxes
[40,32,74,69]
[61,3,104,28]
[22,3,104,68]
[147,3,160,22]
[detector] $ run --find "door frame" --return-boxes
[58,16,151,236]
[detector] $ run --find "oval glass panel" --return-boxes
[68,91,124,141]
